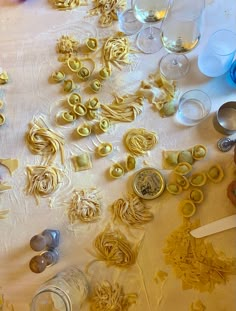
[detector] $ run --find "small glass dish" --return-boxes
[176,89,212,126]
[132,167,165,200]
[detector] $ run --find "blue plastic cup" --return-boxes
[230,60,236,84]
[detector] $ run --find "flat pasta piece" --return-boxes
[72,153,92,171]
[0,158,19,175]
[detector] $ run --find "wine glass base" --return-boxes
[159,53,190,80]
[118,9,143,36]
[136,26,162,54]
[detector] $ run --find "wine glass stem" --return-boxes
[148,26,154,40]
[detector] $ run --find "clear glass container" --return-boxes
[30,266,89,311]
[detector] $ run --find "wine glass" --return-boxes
[159,0,205,80]
[133,0,170,54]
[117,0,143,36]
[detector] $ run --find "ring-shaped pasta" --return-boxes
[51,70,65,83]
[109,163,124,178]
[76,123,92,137]
[63,79,76,92]
[67,57,82,72]
[61,111,77,123]
[86,97,100,110]
[97,142,113,157]
[68,92,82,107]
[0,113,5,126]
[73,103,87,116]
[90,79,102,92]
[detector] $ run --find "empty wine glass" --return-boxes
[117,0,143,36]
[159,0,205,80]
[133,0,169,54]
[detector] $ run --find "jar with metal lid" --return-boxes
[30,266,89,311]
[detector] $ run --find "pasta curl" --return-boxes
[26,165,62,204]
[103,32,132,69]
[89,0,126,27]
[111,194,153,228]
[90,281,137,311]
[101,94,143,122]
[124,128,158,156]
[92,226,138,267]
[68,188,101,223]
[26,118,65,165]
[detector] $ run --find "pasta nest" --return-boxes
[124,128,158,156]
[26,165,62,204]
[111,194,154,228]
[68,188,101,223]
[26,118,65,165]
[56,35,79,55]
[93,226,138,267]
[103,33,132,69]
[89,0,126,27]
[53,0,81,10]
[90,281,137,311]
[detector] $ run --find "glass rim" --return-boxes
[208,29,236,56]
[180,89,211,103]
[31,287,71,311]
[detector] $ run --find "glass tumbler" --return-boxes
[30,266,89,311]
[198,29,236,77]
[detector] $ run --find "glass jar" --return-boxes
[30,266,89,311]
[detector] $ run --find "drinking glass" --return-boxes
[198,29,236,77]
[133,0,169,54]
[159,0,205,80]
[117,0,143,36]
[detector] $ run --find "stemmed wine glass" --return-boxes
[133,0,170,54]
[159,0,205,80]
[118,0,143,36]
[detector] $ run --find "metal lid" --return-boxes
[132,167,165,200]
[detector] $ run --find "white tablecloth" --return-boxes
[0,0,236,310]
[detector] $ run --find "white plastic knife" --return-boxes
[190,214,236,238]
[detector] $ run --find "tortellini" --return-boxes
[0,71,9,84]
[189,172,207,187]
[73,103,87,116]
[178,150,194,164]
[67,57,81,72]
[86,97,100,110]
[166,183,182,195]
[0,113,5,126]
[109,163,124,178]
[85,37,98,52]
[99,67,112,80]
[207,164,224,183]
[97,142,113,157]
[98,117,110,132]
[189,188,204,204]
[68,93,82,106]
[77,66,91,80]
[60,111,77,123]
[192,145,207,160]
[63,79,76,92]
[76,123,92,137]
[125,155,136,171]
[174,162,192,176]
[51,70,65,83]
[90,79,102,92]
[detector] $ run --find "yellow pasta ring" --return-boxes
[192,144,207,160]
[68,93,82,107]
[174,162,192,176]
[86,109,98,120]
[125,155,136,171]
[0,113,5,126]
[179,200,196,218]
[166,183,182,195]
[73,103,87,116]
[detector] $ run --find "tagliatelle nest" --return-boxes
[26,117,65,165]
[111,193,154,228]
[25,165,63,204]
[101,94,143,122]
[103,32,133,70]
[90,281,137,311]
[68,188,101,223]
[124,128,158,156]
[163,219,236,292]
[89,0,126,27]
[90,225,138,268]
